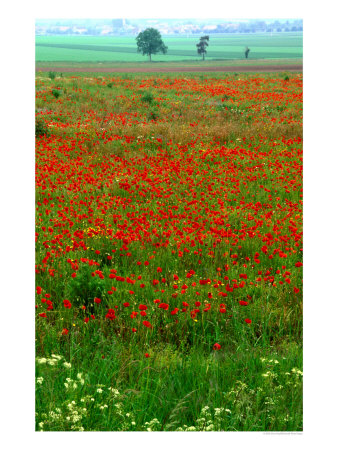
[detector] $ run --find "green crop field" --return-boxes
[36,32,303,62]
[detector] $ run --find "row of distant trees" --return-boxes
[136,28,251,61]
[37,19,303,36]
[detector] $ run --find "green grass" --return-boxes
[36,32,303,62]
[36,337,302,431]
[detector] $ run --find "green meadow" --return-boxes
[36,32,303,62]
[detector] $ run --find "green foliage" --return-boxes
[148,107,159,121]
[48,71,56,80]
[136,28,168,61]
[52,89,62,99]
[35,117,49,137]
[141,92,154,104]
[196,35,209,60]
[106,82,113,88]
[66,263,106,309]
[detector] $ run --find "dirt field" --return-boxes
[36,64,302,73]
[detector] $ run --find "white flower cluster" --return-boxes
[108,387,121,399]
[285,367,303,387]
[36,354,72,369]
[143,418,161,432]
[175,406,232,431]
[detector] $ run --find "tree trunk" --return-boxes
[203,53,205,61]
[149,53,152,62]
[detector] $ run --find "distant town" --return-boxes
[35,18,303,36]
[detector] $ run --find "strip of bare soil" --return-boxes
[36,64,302,73]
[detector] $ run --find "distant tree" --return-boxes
[244,46,250,59]
[136,28,168,62]
[196,35,209,60]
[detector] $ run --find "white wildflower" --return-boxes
[37,358,47,365]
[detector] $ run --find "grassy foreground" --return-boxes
[35,71,303,431]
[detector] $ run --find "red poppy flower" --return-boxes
[159,303,169,310]
[244,318,252,324]
[145,353,150,358]
[142,320,152,328]
[94,297,101,304]
[63,299,72,309]
[213,343,221,350]
[239,300,248,306]
[105,309,116,320]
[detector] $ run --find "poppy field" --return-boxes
[35,71,303,431]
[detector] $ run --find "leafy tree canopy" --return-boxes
[196,35,209,60]
[136,28,168,61]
